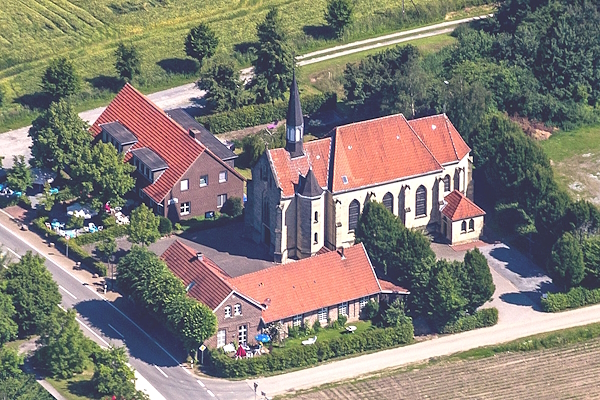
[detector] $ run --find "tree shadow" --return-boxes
[157,58,199,76]
[15,91,51,111]
[488,245,548,279]
[303,25,334,40]
[234,42,257,56]
[499,281,557,311]
[87,75,123,92]
[67,378,95,398]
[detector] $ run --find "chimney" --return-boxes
[189,128,201,139]
[196,252,203,261]
[340,247,346,260]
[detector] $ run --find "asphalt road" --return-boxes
[0,220,254,400]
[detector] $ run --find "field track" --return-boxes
[291,338,600,399]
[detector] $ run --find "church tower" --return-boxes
[286,73,304,158]
[296,168,325,259]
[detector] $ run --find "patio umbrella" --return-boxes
[255,334,271,343]
[235,345,246,358]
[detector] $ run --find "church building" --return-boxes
[245,76,485,263]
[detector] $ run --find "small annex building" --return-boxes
[245,76,485,262]
[91,84,244,222]
[161,240,407,348]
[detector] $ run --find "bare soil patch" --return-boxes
[510,115,557,141]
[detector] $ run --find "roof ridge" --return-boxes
[402,114,444,170]
[444,114,459,159]
[170,240,233,281]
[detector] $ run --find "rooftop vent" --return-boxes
[189,128,201,139]
[196,252,203,261]
[185,281,196,292]
[342,175,348,185]
[432,124,437,130]
[340,247,346,260]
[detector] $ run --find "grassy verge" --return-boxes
[45,367,97,400]
[275,321,373,351]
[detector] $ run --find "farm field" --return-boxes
[287,337,600,399]
[0,0,493,132]
[541,124,600,204]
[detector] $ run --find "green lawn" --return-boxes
[0,1,491,133]
[45,367,98,400]
[274,320,373,351]
[541,124,600,163]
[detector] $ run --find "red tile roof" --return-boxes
[228,243,382,323]
[91,84,243,203]
[378,279,409,294]
[442,190,486,221]
[268,138,331,198]
[161,240,233,310]
[408,114,470,165]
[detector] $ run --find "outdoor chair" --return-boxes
[302,336,317,345]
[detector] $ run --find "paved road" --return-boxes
[0,214,255,400]
[0,15,490,168]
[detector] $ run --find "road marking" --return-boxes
[197,379,205,387]
[181,366,192,375]
[108,323,125,338]
[59,285,77,299]
[154,365,168,378]
[206,389,215,397]
[57,304,66,312]
[76,317,109,348]
[4,246,21,259]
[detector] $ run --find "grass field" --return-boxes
[541,125,600,204]
[0,0,491,132]
[45,367,97,400]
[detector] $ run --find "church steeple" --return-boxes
[286,73,304,158]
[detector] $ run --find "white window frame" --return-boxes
[200,175,208,187]
[217,194,227,208]
[338,302,348,317]
[219,171,228,183]
[359,296,369,310]
[293,314,302,327]
[234,303,242,316]
[224,305,232,318]
[238,325,248,345]
[180,179,189,191]
[318,307,328,324]
[180,201,190,216]
[217,329,226,348]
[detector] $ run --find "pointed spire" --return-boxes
[298,167,323,197]
[287,72,303,127]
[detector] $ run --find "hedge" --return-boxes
[32,217,107,276]
[179,213,242,233]
[541,287,600,312]
[72,225,129,246]
[197,92,337,134]
[208,322,413,378]
[440,308,499,334]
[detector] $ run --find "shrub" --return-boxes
[208,322,413,378]
[313,320,322,333]
[174,222,183,231]
[362,300,379,320]
[440,308,499,334]
[66,215,85,229]
[337,315,348,327]
[287,325,300,339]
[72,225,128,246]
[541,287,600,312]
[221,197,243,217]
[158,217,173,235]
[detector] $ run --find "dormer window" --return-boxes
[131,147,168,183]
[99,122,138,153]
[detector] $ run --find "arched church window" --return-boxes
[415,186,427,217]
[454,172,460,191]
[469,219,475,231]
[461,221,467,232]
[443,175,451,192]
[314,232,318,244]
[382,192,393,214]
[314,211,319,223]
[349,200,360,231]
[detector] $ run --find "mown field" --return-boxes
[0,0,492,131]
[541,125,600,204]
[287,337,600,399]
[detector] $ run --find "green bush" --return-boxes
[287,326,300,339]
[541,287,600,312]
[66,215,85,229]
[72,225,129,246]
[440,308,499,334]
[362,300,379,320]
[197,92,337,134]
[158,217,173,235]
[221,197,243,217]
[313,320,322,333]
[208,322,413,378]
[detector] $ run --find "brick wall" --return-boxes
[207,294,263,348]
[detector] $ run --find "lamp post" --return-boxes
[443,80,450,114]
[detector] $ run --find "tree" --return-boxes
[115,42,141,82]
[548,232,585,291]
[0,85,6,107]
[3,252,61,337]
[221,197,243,217]
[251,8,294,103]
[0,291,17,346]
[71,142,136,210]
[34,309,95,378]
[166,297,217,355]
[0,346,54,400]
[427,259,468,327]
[583,235,600,287]
[97,237,118,285]
[0,346,23,380]
[6,155,32,194]
[41,58,79,101]
[128,204,160,246]
[39,182,56,213]
[185,23,219,66]
[382,299,412,328]
[325,0,354,37]
[197,57,245,112]
[28,99,92,173]
[461,248,495,312]
[92,346,148,400]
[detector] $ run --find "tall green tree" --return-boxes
[34,309,95,378]
[39,182,56,213]
[28,99,92,173]
[3,252,61,337]
[251,8,294,103]
[325,0,354,37]
[166,297,217,354]
[548,232,585,291]
[115,42,141,82]
[197,57,245,112]
[41,58,79,101]
[185,23,219,67]
[0,291,17,346]
[461,248,495,312]
[0,346,54,400]
[92,346,147,400]
[71,142,136,210]
[97,237,118,282]
[128,204,160,246]
[427,259,468,327]
[6,155,32,194]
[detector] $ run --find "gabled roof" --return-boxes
[408,114,470,165]
[91,84,243,203]
[442,190,486,221]
[228,243,382,323]
[379,279,410,294]
[330,114,444,192]
[161,240,234,310]
[287,74,303,127]
[268,138,331,198]
[298,168,323,198]
[166,109,237,162]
